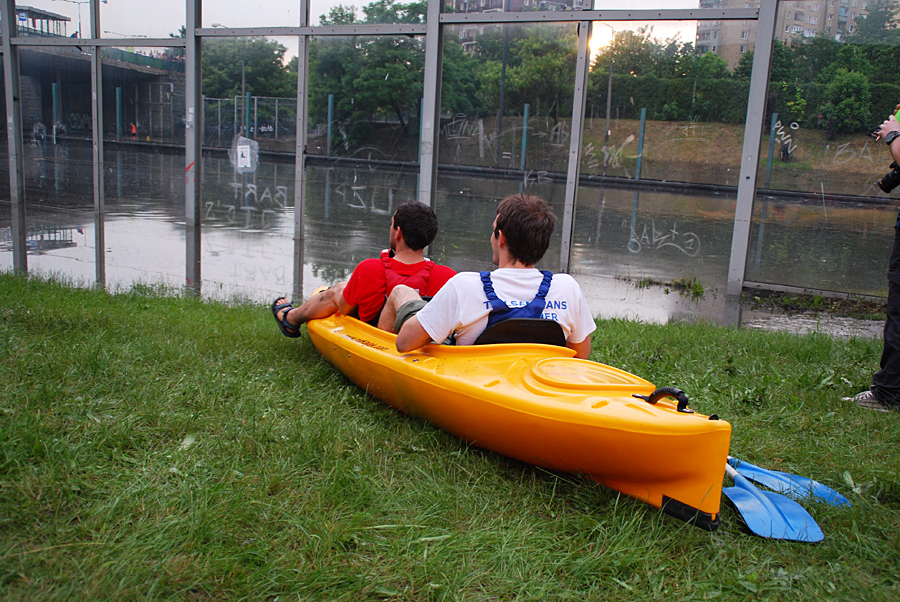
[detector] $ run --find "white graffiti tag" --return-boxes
[628,221,701,257]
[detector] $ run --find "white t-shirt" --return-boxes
[415,268,596,347]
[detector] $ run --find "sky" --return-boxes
[19,0,698,59]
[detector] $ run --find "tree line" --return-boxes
[193,0,900,146]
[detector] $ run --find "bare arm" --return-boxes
[875,113,900,164]
[567,336,591,360]
[396,316,433,353]
[891,129,900,166]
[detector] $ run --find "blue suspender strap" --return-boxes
[482,270,555,329]
[480,271,508,313]
[534,270,552,301]
[482,271,510,329]
[518,270,553,315]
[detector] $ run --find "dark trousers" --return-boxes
[872,227,900,405]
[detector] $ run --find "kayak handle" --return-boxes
[632,387,694,414]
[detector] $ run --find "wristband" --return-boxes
[886,131,900,146]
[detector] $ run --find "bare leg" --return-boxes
[275,281,347,329]
[378,284,422,332]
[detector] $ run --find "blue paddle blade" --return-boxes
[728,457,851,507]
[723,471,824,543]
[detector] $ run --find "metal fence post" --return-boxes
[1,0,26,274]
[293,0,312,301]
[559,21,592,273]
[185,0,203,295]
[724,1,779,326]
[89,1,105,288]
[418,0,445,209]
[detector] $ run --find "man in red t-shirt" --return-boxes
[272,201,456,337]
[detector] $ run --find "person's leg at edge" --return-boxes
[378,285,423,332]
[871,228,900,408]
[872,279,900,408]
[275,282,347,331]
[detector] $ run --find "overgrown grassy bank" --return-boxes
[1,274,898,601]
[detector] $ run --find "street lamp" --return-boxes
[103,30,146,38]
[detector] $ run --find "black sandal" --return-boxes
[271,298,302,338]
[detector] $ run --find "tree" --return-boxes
[822,69,872,138]
[793,37,841,84]
[680,51,730,81]
[318,4,358,25]
[506,26,578,122]
[166,25,186,61]
[649,35,695,79]
[733,41,796,81]
[202,38,296,99]
[473,26,570,118]
[308,0,477,150]
[362,0,426,23]
[310,0,428,135]
[861,44,900,84]
[348,36,426,128]
[592,29,659,78]
[473,28,529,63]
[817,44,874,83]
[846,0,900,45]
[440,32,479,117]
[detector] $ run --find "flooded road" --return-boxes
[1,141,895,327]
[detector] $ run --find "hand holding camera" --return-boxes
[874,105,900,141]
[875,105,900,193]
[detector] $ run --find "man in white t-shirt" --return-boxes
[388,194,595,359]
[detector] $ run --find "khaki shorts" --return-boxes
[393,299,428,333]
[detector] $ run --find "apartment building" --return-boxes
[696,1,868,68]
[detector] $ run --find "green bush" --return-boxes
[578,68,894,136]
[822,69,872,138]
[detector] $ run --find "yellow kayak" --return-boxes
[306,313,732,530]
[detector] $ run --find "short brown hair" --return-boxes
[495,194,556,266]
[393,200,439,251]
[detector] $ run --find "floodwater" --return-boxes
[0,141,896,329]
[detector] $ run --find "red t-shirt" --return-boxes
[342,255,456,323]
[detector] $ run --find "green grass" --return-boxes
[1,274,899,601]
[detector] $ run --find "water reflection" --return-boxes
[0,142,894,325]
[747,198,893,296]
